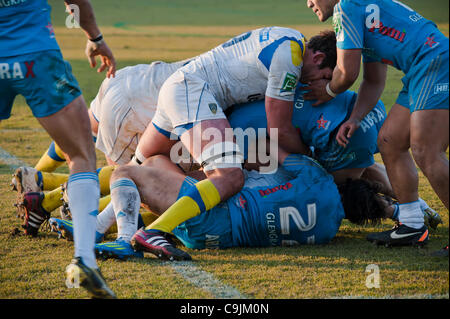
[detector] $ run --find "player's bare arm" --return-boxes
[265,96,310,155]
[304,48,361,105]
[65,0,116,77]
[336,61,387,146]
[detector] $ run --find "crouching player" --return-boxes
[61,151,389,260]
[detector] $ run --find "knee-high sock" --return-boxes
[39,171,69,191]
[147,179,221,233]
[35,141,66,172]
[96,201,116,235]
[68,172,99,269]
[110,178,141,242]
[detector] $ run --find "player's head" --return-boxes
[301,30,337,83]
[306,0,339,22]
[338,178,388,225]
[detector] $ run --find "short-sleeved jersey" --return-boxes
[227,84,386,172]
[181,26,306,110]
[0,0,60,57]
[333,0,448,73]
[228,154,345,246]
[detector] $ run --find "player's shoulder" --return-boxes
[336,0,369,13]
[268,26,305,41]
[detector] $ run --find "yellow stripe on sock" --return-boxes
[196,179,221,211]
[35,154,65,173]
[98,165,116,196]
[41,172,69,191]
[146,196,201,233]
[42,187,64,212]
[146,179,221,233]
[99,195,111,212]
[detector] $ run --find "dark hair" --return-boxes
[307,30,337,70]
[338,178,387,225]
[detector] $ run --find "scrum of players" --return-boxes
[2,1,448,299]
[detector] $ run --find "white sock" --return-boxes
[67,172,99,269]
[96,202,116,235]
[110,178,141,243]
[398,200,424,229]
[418,198,430,213]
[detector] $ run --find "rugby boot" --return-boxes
[65,257,116,299]
[11,167,42,193]
[49,217,104,243]
[367,223,429,247]
[17,192,50,236]
[422,206,443,231]
[131,227,192,261]
[95,238,143,260]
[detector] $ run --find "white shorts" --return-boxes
[90,63,170,164]
[152,68,227,138]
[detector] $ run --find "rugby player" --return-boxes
[125,28,337,248]
[0,0,116,298]
[51,152,390,261]
[305,0,449,249]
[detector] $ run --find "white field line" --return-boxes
[0,145,246,299]
[166,261,246,299]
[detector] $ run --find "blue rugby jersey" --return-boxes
[333,0,448,72]
[227,84,386,172]
[0,0,60,57]
[228,154,345,246]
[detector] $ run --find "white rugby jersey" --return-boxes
[180,26,306,109]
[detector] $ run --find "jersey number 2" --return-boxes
[280,204,317,234]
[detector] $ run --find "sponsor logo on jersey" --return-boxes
[265,212,279,246]
[0,61,34,79]
[316,114,330,130]
[258,182,293,197]
[208,103,218,114]
[0,0,28,8]
[333,12,344,42]
[368,21,406,43]
[360,107,385,133]
[425,36,439,48]
[434,83,449,95]
[280,72,297,95]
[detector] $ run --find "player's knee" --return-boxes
[410,143,438,173]
[210,167,244,198]
[111,165,134,183]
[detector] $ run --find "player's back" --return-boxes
[183,26,306,108]
[335,0,448,73]
[0,0,59,57]
[229,155,345,247]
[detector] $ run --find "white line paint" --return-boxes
[0,145,246,299]
[0,146,28,170]
[167,261,246,299]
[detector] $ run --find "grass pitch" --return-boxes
[0,0,448,300]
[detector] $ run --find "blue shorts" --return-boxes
[171,177,233,250]
[0,50,82,120]
[396,50,449,113]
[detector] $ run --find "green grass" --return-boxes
[48,0,449,26]
[0,1,448,300]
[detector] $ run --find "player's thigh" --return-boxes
[378,104,411,152]
[37,95,95,170]
[410,109,449,155]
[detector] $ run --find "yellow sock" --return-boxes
[41,188,64,212]
[97,165,116,196]
[40,172,69,191]
[147,179,221,233]
[99,195,111,211]
[35,142,66,172]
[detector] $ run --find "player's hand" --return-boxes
[303,79,334,106]
[336,118,360,147]
[85,39,116,78]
